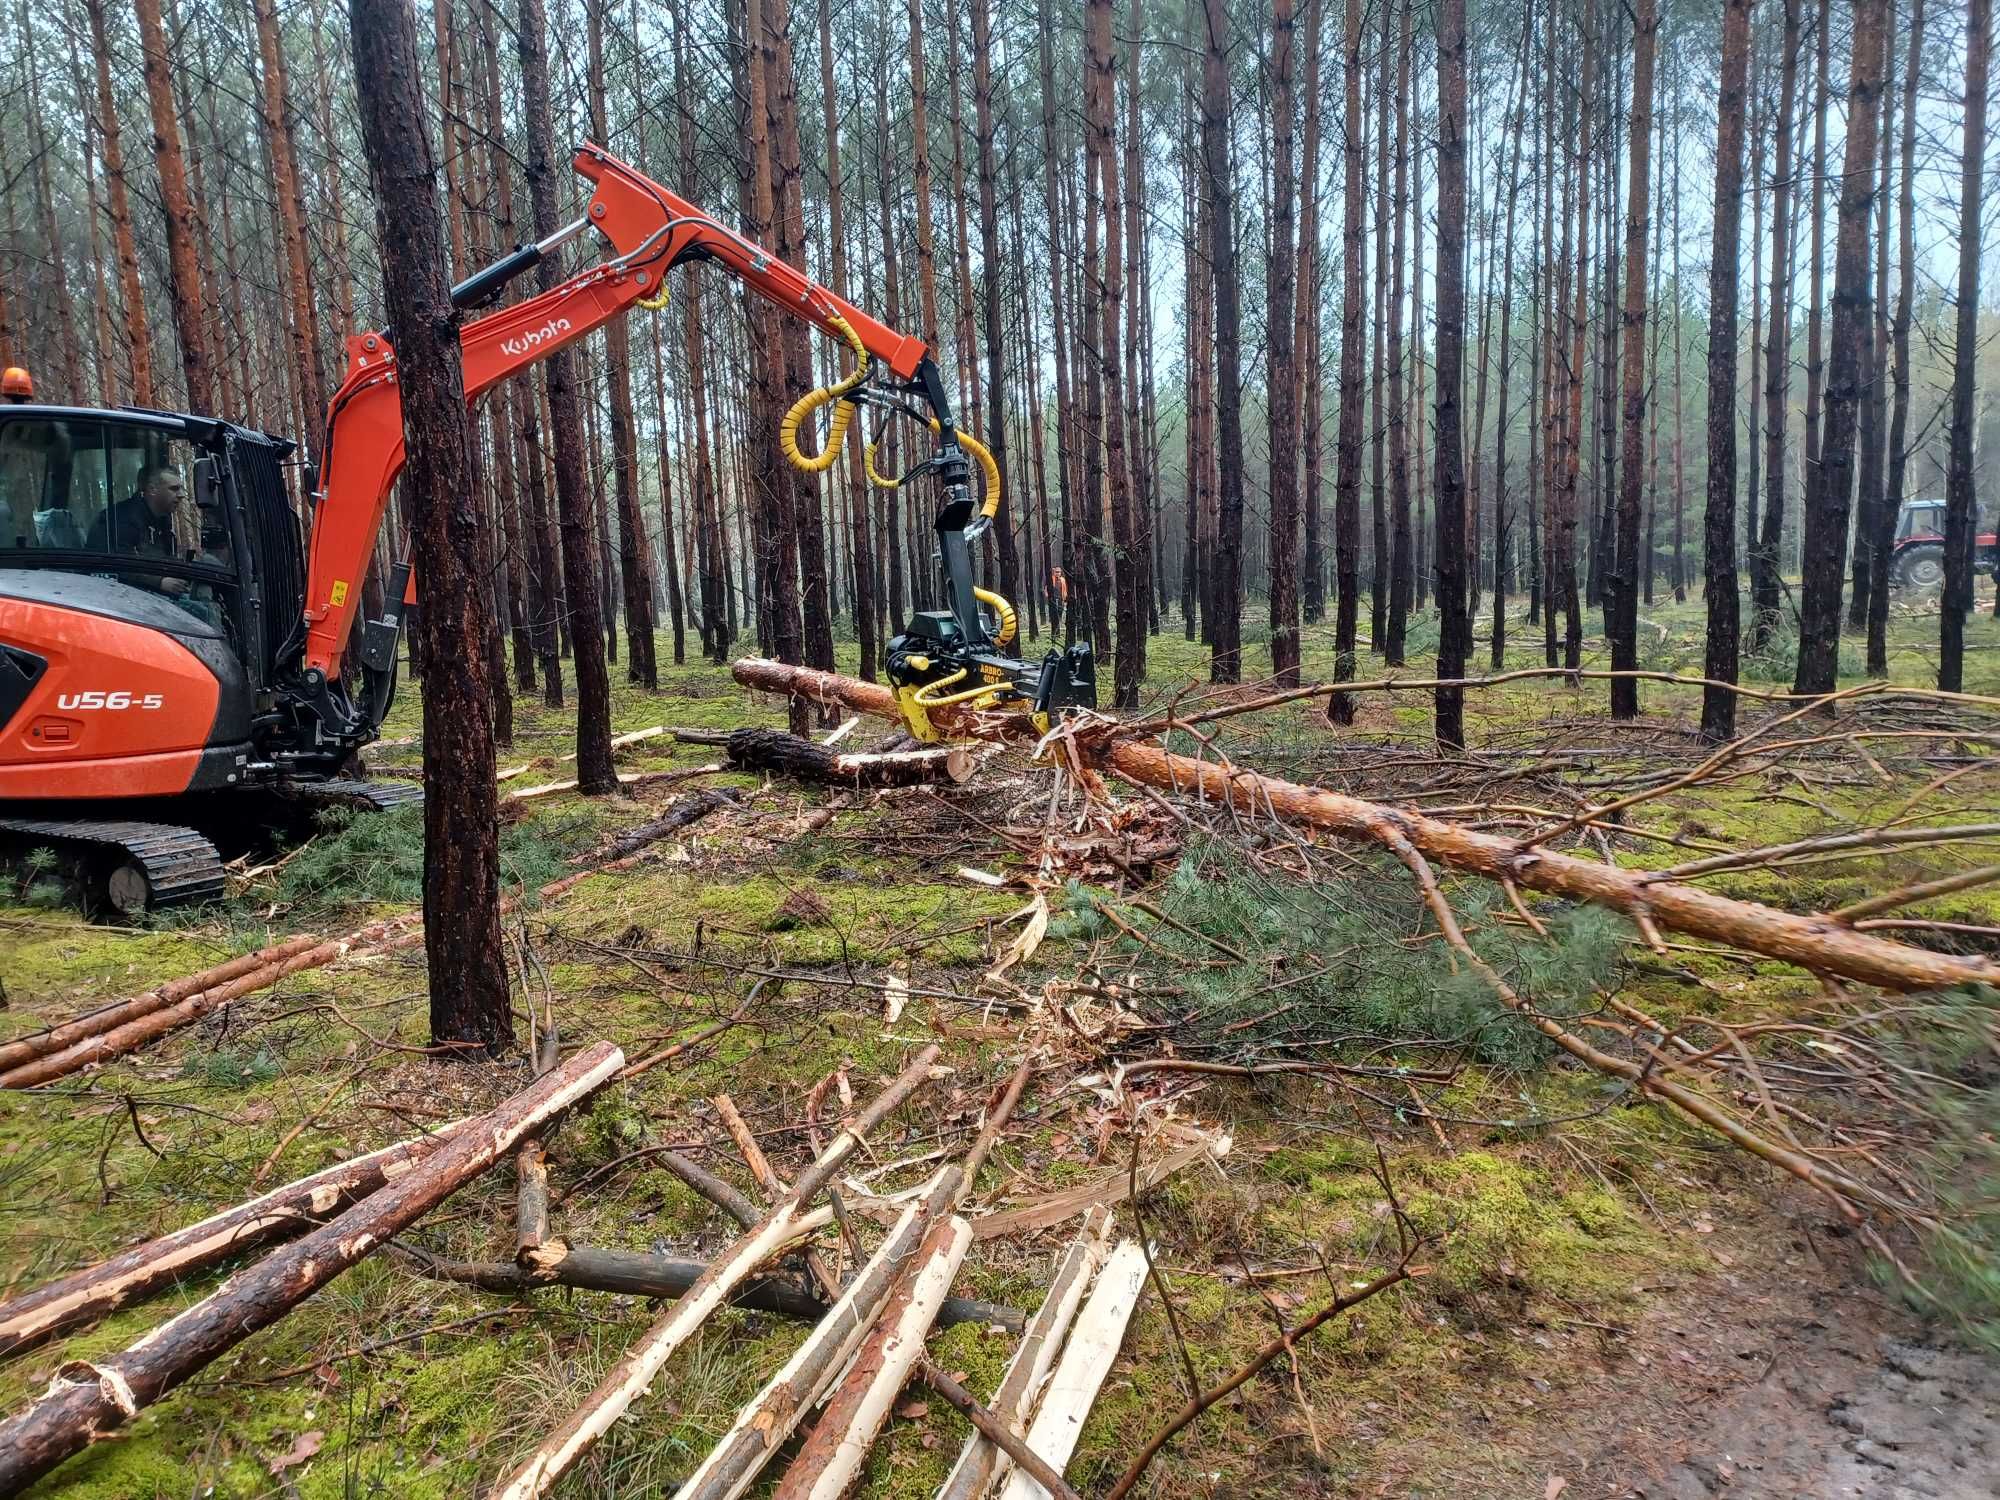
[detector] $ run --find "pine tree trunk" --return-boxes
[84,0,153,405]
[131,0,214,412]
[1941,0,1990,686]
[1370,6,1391,650]
[1795,0,1888,695]
[1858,28,1896,658]
[1036,0,1079,648]
[1088,0,1141,706]
[1384,0,1413,665]
[1882,0,1926,658]
[1328,0,1365,723]
[1433,0,1471,749]
[1203,0,1246,682]
[348,0,510,1051]
[1299,0,1325,626]
[1702,0,1754,743]
[1609,0,1657,721]
[1267,0,1302,686]
[517,0,615,782]
[1752,0,1801,647]
[1489,7,1531,670]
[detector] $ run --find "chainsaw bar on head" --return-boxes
[0,817,226,910]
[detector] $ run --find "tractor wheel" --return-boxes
[1893,544,1945,595]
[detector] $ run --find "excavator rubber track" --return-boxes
[288,777,426,817]
[0,816,226,913]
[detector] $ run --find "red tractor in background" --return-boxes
[1890,498,1997,594]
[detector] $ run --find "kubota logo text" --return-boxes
[499,317,573,357]
[58,691,165,711]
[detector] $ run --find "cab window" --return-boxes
[0,417,230,575]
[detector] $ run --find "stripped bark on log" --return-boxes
[938,1208,1113,1500]
[995,1240,1152,1500]
[0,934,324,1073]
[727,726,975,787]
[730,658,2000,993]
[771,1214,974,1500]
[673,1185,950,1500]
[0,1043,624,1495]
[486,1045,942,1500]
[0,1125,460,1360]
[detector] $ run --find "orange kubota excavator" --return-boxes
[0,145,1094,913]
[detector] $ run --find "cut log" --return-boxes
[0,1126,460,1360]
[0,1043,624,1495]
[730,657,2000,994]
[672,1182,952,1500]
[726,727,975,787]
[583,787,740,863]
[995,1240,1152,1500]
[677,1059,1033,1500]
[562,724,667,759]
[487,1044,942,1500]
[0,920,427,1090]
[410,1239,1022,1331]
[769,1213,973,1500]
[0,934,324,1073]
[937,1208,1112,1500]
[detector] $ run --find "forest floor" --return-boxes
[3,592,2000,1498]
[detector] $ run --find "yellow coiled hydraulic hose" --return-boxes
[784,318,1015,650]
[779,313,870,473]
[863,417,1002,521]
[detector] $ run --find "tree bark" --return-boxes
[1298,0,1326,628]
[1883,0,1927,653]
[518,0,615,780]
[1752,0,1801,648]
[1328,0,1366,724]
[1432,0,1471,748]
[1384,0,1414,666]
[1795,0,1888,695]
[1702,0,1754,743]
[1202,0,1246,682]
[725,727,974,787]
[1609,0,1658,720]
[347,0,513,1051]
[130,0,213,412]
[1267,0,1302,686]
[1942,0,1991,685]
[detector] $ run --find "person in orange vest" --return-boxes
[0,366,33,404]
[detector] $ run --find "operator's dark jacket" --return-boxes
[86,494,177,589]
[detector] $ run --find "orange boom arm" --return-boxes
[300,144,931,683]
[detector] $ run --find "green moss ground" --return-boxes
[1,597,1995,1495]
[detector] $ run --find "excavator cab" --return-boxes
[0,405,410,912]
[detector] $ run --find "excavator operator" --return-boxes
[86,463,190,599]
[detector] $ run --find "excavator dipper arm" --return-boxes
[300,144,932,689]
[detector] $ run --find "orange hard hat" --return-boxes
[0,366,31,399]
